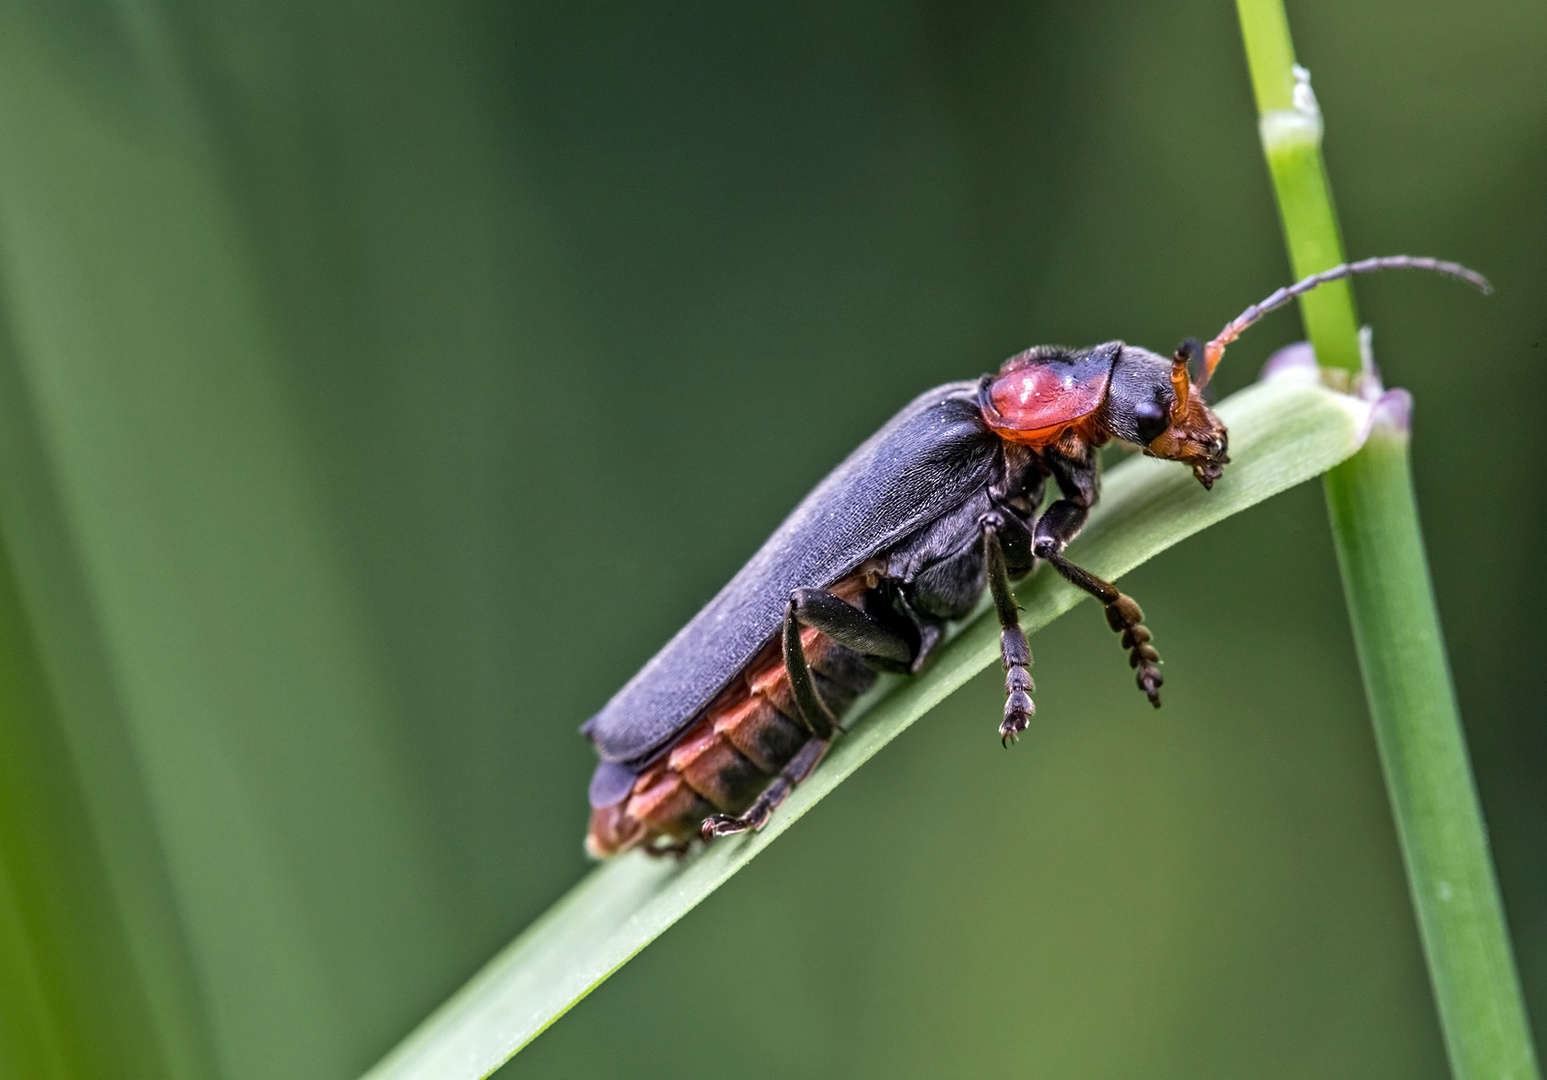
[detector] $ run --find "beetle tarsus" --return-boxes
[1105,595,1163,707]
[701,809,764,840]
[999,626,1035,746]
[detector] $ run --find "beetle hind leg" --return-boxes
[981,511,1036,746]
[702,593,885,842]
[789,588,916,673]
[701,735,829,840]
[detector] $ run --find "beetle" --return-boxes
[582,256,1489,858]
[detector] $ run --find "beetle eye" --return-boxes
[1134,399,1168,444]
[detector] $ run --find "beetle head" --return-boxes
[1158,255,1491,487]
[1106,342,1230,489]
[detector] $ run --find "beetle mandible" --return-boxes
[582,256,1490,858]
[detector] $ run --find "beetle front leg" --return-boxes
[981,511,1036,746]
[1032,506,1163,707]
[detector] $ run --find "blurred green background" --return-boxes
[0,1,1541,1078]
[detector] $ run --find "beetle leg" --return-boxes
[701,734,829,840]
[1036,546,1163,708]
[782,599,838,740]
[789,588,915,673]
[981,512,1035,746]
[1032,455,1164,706]
[1048,552,1161,706]
[700,593,886,843]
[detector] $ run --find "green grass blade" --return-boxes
[1234,4,1541,1077]
[0,11,449,1076]
[363,373,1376,1080]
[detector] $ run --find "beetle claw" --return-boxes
[999,708,1032,748]
[700,814,740,841]
[1138,667,1163,708]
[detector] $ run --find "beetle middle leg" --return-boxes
[981,510,1036,746]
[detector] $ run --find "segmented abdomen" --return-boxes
[586,574,877,857]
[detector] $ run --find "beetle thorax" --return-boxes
[979,342,1121,447]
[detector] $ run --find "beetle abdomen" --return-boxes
[586,577,878,857]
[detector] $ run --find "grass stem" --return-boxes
[1234,3,1540,1076]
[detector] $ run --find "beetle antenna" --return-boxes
[1198,255,1491,387]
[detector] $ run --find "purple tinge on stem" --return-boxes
[1258,338,1411,444]
[1364,388,1413,441]
[1259,341,1319,381]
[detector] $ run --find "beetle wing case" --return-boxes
[582,380,1000,774]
